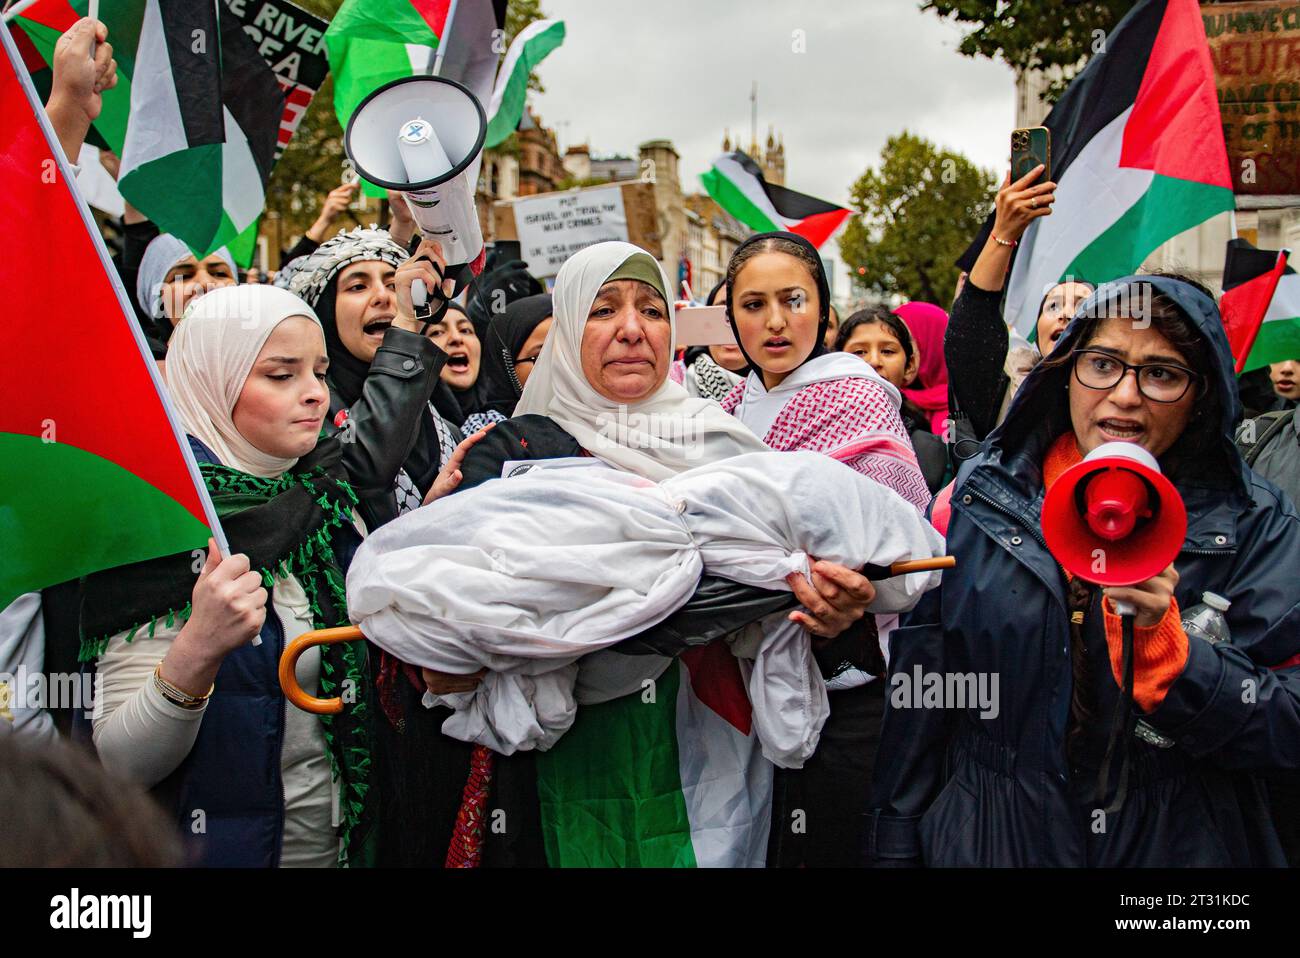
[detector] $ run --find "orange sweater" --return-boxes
[1042,433,1188,713]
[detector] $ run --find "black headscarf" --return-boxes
[464,251,546,340]
[315,273,372,406]
[724,231,832,376]
[429,302,481,426]
[475,293,554,419]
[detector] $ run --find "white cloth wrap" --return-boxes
[346,451,945,762]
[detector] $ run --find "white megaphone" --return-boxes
[345,75,488,312]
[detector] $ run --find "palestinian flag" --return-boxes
[325,0,507,196]
[957,0,1234,338]
[700,151,851,249]
[1249,275,1300,372]
[483,18,565,149]
[0,20,219,610]
[11,0,286,263]
[1221,238,1291,373]
[536,642,772,867]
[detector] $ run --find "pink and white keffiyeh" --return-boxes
[722,353,931,511]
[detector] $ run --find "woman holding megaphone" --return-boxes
[868,274,1300,867]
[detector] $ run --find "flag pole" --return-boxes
[1,0,41,23]
[430,0,459,76]
[0,17,231,560]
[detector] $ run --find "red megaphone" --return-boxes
[1041,442,1187,587]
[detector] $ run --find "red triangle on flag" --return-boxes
[680,641,753,736]
[791,207,851,251]
[1120,0,1232,189]
[408,0,453,38]
[0,19,217,606]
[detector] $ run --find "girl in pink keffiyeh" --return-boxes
[720,232,931,512]
[718,230,933,869]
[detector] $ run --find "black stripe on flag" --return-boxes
[218,7,287,185]
[731,151,843,220]
[1224,237,1294,291]
[435,0,508,102]
[956,0,1168,272]
[160,0,223,148]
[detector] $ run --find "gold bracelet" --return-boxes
[154,664,213,710]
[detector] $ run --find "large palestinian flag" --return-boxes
[0,20,219,611]
[701,151,851,249]
[536,642,772,867]
[958,0,1234,338]
[11,0,286,263]
[1221,238,1291,373]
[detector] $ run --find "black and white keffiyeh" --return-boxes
[275,227,408,308]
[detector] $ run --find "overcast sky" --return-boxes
[530,0,1017,207]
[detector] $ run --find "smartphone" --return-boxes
[674,306,736,347]
[1011,127,1051,184]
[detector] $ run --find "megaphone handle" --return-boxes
[1111,598,1137,617]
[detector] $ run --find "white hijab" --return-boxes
[515,241,767,479]
[733,350,903,443]
[137,234,236,321]
[166,285,324,477]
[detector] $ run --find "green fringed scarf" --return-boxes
[79,438,376,867]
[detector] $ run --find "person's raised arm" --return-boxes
[947,166,1056,440]
[43,18,116,166]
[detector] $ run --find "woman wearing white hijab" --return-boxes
[376,241,888,868]
[81,285,377,868]
[135,233,238,345]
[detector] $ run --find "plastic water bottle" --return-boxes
[1181,591,1232,646]
[1134,592,1231,748]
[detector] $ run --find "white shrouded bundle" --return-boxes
[346,451,945,762]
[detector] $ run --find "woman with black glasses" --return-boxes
[868,274,1300,867]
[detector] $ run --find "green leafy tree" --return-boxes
[922,0,1133,102]
[839,131,995,306]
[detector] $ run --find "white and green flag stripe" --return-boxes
[1245,273,1300,371]
[536,651,772,867]
[14,0,283,262]
[701,151,850,249]
[484,18,565,148]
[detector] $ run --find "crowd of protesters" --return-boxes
[5,16,1300,870]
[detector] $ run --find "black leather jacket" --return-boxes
[322,326,448,530]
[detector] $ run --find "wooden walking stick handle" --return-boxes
[279,625,364,715]
[860,556,957,579]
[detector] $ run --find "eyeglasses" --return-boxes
[1071,349,1201,403]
